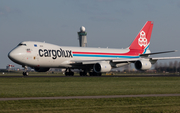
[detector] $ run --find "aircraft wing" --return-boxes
[71,58,145,65]
[71,56,180,65]
[71,59,114,64]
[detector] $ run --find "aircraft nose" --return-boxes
[8,50,17,62]
[8,48,23,64]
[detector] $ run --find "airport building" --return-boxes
[78,26,87,47]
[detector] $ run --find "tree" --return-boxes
[168,61,173,72]
[173,61,178,73]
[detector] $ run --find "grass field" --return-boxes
[0,76,180,112]
[0,77,180,98]
[0,96,180,113]
[0,77,180,97]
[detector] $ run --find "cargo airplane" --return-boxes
[8,21,180,76]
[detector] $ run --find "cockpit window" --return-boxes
[18,43,26,46]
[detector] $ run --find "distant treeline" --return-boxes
[154,61,180,73]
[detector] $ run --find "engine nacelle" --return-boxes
[34,68,50,72]
[134,60,152,71]
[93,61,112,73]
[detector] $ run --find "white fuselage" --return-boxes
[8,41,147,68]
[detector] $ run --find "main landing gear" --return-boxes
[80,70,102,76]
[89,72,102,76]
[22,66,28,76]
[80,70,87,76]
[64,68,102,76]
[65,68,74,76]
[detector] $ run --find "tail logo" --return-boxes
[138,31,147,47]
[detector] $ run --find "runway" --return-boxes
[0,74,180,78]
[1,94,180,101]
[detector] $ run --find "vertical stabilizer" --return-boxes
[129,21,153,50]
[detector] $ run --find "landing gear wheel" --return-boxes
[97,73,102,76]
[65,68,74,76]
[65,72,74,76]
[89,72,93,76]
[22,66,28,76]
[70,72,74,76]
[80,72,87,76]
[23,72,28,76]
[89,72,102,76]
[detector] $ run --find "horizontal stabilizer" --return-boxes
[150,56,180,60]
[140,50,177,57]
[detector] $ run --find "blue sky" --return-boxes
[1,0,180,68]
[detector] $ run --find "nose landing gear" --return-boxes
[22,66,28,76]
[23,72,29,76]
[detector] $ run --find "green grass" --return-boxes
[1,76,180,112]
[0,96,180,113]
[0,77,180,98]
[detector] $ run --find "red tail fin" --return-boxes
[129,21,153,50]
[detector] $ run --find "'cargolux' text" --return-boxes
[39,48,73,59]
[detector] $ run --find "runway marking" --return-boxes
[1,94,180,101]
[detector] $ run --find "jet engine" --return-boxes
[134,60,152,71]
[34,68,50,72]
[93,62,112,73]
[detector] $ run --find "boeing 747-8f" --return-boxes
[8,21,180,76]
